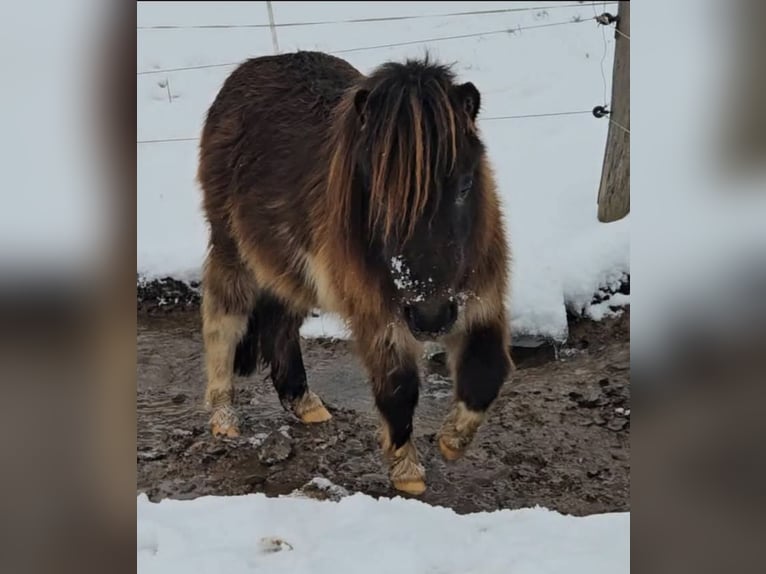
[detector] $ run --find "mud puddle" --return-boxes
[138,311,629,516]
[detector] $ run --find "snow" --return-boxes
[295,477,351,500]
[137,491,629,574]
[138,1,629,341]
[389,255,431,302]
[586,293,630,321]
[299,313,351,340]
[389,255,416,292]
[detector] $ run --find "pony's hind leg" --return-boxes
[201,241,256,438]
[256,294,331,423]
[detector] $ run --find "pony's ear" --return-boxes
[353,88,370,125]
[456,82,481,121]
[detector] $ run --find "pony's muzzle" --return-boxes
[403,299,458,340]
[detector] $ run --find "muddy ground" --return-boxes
[137,306,629,516]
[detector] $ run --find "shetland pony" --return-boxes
[197,51,512,495]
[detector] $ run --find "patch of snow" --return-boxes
[307,477,348,494]
[300,313,351,340]
[389,255,429,302]
[137,492,629,574]
[391,261,414,292]
[557,347,581,358]
[585,293,630,322]
[294,477,351,500]
[389,255,406,274]
[247,432,269,448]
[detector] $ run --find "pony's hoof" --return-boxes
[211,423,240,438]
[438,436,464,461]
[300,404,332,424]
[437,401,485,461]
[209,405,240,438]
[293,391,332,424]
[388,441,426,495]
[393,478,427,496]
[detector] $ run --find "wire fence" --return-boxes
[137,16,598,76]
[138,4,628,144]
[137,110,601,145]
[137,3,617,30]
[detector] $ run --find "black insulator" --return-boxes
[595,12,619,26]
[592,105,610,118]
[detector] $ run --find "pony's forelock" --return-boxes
[325,57,469,250]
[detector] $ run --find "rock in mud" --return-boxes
[606,417,629,432]
[344,438,365,456]
[314,435,338,450]
[592,414,608,426]
[137,449,165,461]
[258,431,294,465]
[206,444,228,456]
[611,450,629,462]
[171,393,187,404]
[568,388,603,408]
[357,473,390,491]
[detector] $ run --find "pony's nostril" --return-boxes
[404,301,457,336]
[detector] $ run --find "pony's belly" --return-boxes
[240,244,318,313]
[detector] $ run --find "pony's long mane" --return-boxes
[325,57,468,250]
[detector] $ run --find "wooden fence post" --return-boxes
[597,1,630,223]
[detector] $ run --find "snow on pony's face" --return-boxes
[383,168,480,341]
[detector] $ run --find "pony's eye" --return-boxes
[458,176,474,199]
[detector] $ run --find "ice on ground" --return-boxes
[137,491,629,574]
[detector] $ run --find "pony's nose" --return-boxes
[403,300,458,338]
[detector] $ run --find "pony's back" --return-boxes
[197,51,363,256]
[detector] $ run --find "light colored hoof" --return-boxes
[211,423,240,438]
[393,478,427,496]
[209,404,240,438]
[437,402,485,461]
[438,436,463,462]
[294,391,332,424]
[300,404,332,424]
[388,440,426,496]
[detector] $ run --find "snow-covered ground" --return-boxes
[137,1,629,341]
[138,490,629,574]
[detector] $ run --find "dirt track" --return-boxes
[137,309,629,516]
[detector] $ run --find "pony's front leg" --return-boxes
[438,318,513,461]
[356,323,426,495]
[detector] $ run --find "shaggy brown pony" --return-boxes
[197,51,512,495]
